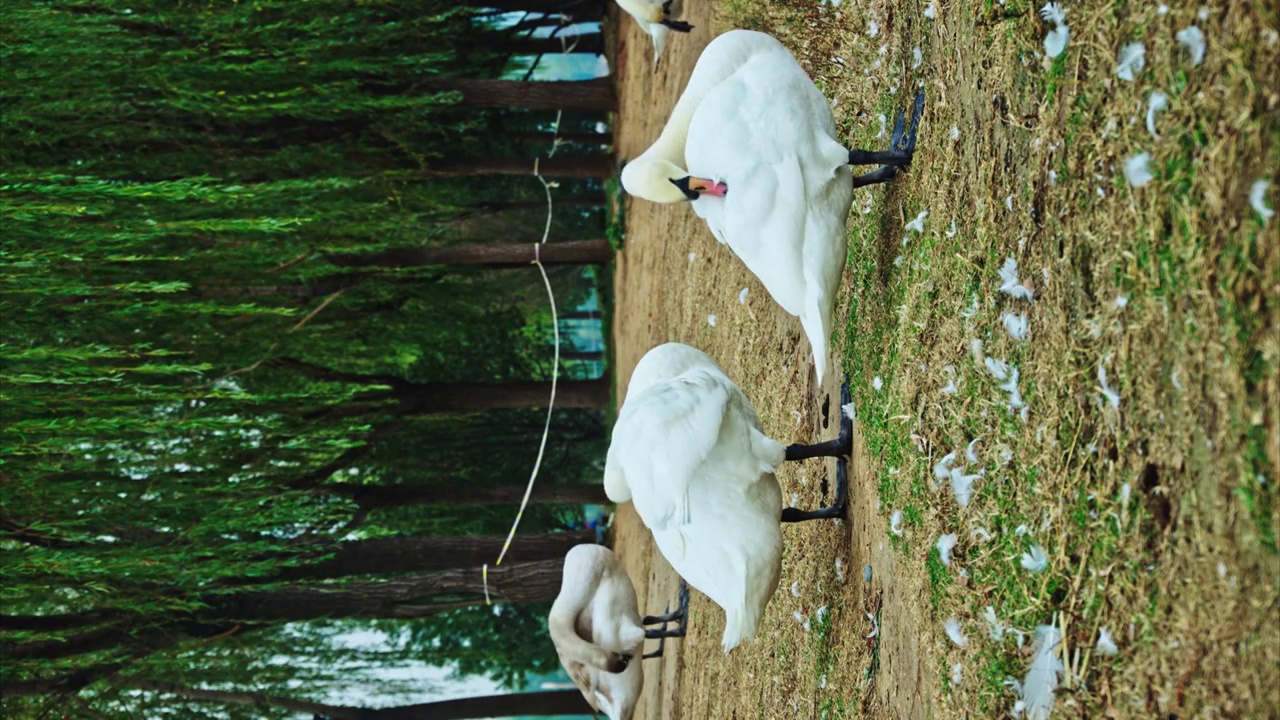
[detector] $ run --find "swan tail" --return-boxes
[800,306,831,384]
[719,604,760,654]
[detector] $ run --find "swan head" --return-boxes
[621,157,727,204]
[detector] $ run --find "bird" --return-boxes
[548,544,688,720]
[620,30,924,383]
[615,0,692,66]
[604,343,852,653]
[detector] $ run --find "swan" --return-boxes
[549,544,688,720]
[615,0,692,66]
[604,343,852,653]
[620,30,924,382]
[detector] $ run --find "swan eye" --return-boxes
[669,176,700,201]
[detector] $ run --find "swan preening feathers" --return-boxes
[605,343,852,652]
[615,0,692,66]
[621,30,923,383]
[549,545,688,720]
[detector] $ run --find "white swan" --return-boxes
[620,30,921,382]
[549,544,687,720]
[615,0,692,66]
[604,343,852,653]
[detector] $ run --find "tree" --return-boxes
[341,481,608,509]
[415,77,616,111]
[326,239,613,269]
[420,154,613,178]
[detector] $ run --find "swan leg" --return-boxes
[642,635,665,659]
[780,382,853,522]
[661,19,694,32]
[850,164,901,189]
[847,149,912,166]
[642,580,690,638]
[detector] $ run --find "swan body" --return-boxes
[605,343,786,652]
[621,30,854,382]
[549,545,645,720]
[616,0,687,65]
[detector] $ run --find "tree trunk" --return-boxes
[420,154,612,178]
[343,480,609,509]
[394,378,610,413]
[326,239,611,269]
[264,532,594,581]
[104,682,593,720]
[471,30,603,56]
[204,558,566,620]
[418,77,615,111]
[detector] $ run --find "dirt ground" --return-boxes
[608,1,1278,719]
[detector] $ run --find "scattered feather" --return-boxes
[1038,2,1065,25]
[985,357,1010,381]
[1021,545,1049,573]
[1002,311,1029,341]
[816,605,829,623]
[876,113,887,139]
[933,451,958,480]
[1157,3,1169,13]
[1115,42,1146,82]
[1176,26,1206,66]
[707,314,717,327]
[966,438,982,464]
[890,509,904,535]
[998,256,1035,300]
[1001,367,1024,410]
[1044,25,1069,58]
[936,533,958,565]
[688,252,696,262]
[912,47,923,69]
[951,467,984,507]
[923,2,937,19]
[1250,179,1274,223]
[984,606,1007,640]
[941,378,957,394]
[1098,355,1121,408]
[738,287,749,304]
[1005,194,1014,211]
[970,338,985,364]
[866,612,879,638]
[950,126,961,142]
[868,19,880,37]
[1119,482,1132,507]
[835,557,845,581]
[1146,91,1169,139]
[793,610,804,623]
[947,218,957,236]
[1114,294,1129,310]
[943,617,969,647]
[873,376,884,391]
[1096,627,1119,656]
[906,209,929,233]
[1015,524,1030,536]
[971,526,993,542]
[1122,152,1154,188]
[842,402,857,420]
[1023,625,1064,720]
[952,662,964,686]
[791,581,801,597]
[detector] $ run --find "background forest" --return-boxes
[1,0,619,717]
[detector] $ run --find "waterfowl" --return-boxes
[604,343,852,653]
[615,0,692,66]
[549,544,688,720]
[620,30,924,382]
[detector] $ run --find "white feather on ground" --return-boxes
[935,533,957,565]
[738,287,749,304]
[951,467,984,507]
[1123,152,1154,188]
[1023,625,1065,720]
[923,1,936,19]
[866,612,879,638]
[1176,25,1206,66]
[1039,3,1069,58]
[906,209,929,233]
[1146,91,1169,139]
[966,438,982,464]
[985,357,1010,381]
[951,662,963,686]
[842,402,856,420]
[933,451,958,481]
[1250,179,1274,223]
[1001,367,1024,410]
[983,606,1007,640]
[890,509,904,536]
[1098,355,1121,408]
[1115,42,1145,81]
[998,257,1035,300]
[1096,627,1119,656]
[971,526,992,542]
[1021,545,1049,572]
[1002,311,1029,341]
[943,617,969,647]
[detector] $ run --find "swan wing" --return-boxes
[607,369,732,531]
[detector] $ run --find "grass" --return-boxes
[714,0,1277,717]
